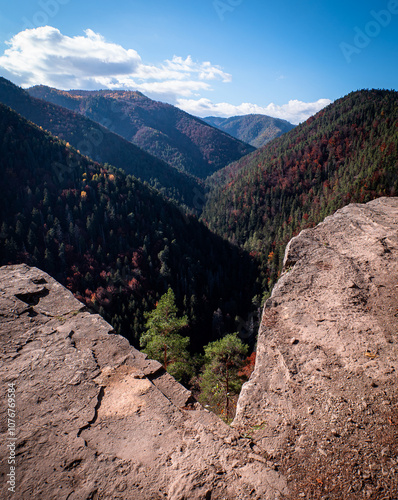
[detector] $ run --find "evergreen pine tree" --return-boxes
[199,333,248,420]
[140,288,192,384]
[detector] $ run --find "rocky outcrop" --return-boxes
[0,264,287,500]
[234,197,398,498]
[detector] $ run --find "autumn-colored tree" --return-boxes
[238,352,256,379]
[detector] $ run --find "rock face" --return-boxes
[0,264,287,500]
[234,197,398,498]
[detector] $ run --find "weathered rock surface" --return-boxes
[234,197,398,499]
[0,264,287,499]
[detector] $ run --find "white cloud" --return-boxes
[0,26,332,123]
[0,26,231,96]
[162,56,231,83]
[176,97,333,124]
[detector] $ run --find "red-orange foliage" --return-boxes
[238,352,256,379]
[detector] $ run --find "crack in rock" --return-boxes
[77,386,105,438]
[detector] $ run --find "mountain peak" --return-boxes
[203,114,295,148]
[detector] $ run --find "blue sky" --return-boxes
[0,0,397,123]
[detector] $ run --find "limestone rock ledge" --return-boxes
[0,264,287,500]
[234,197,398,498]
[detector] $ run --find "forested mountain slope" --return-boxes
[0,78,201,209]
[204,114,295,148]
[202,89,398,292]
[0,103,258,350]
[28,85,255,178]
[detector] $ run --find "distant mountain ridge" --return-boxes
[203,114,295,148]
[28,85,255,179]
[0,77,201,209]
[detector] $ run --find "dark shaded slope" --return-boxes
[0,78,201,209]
